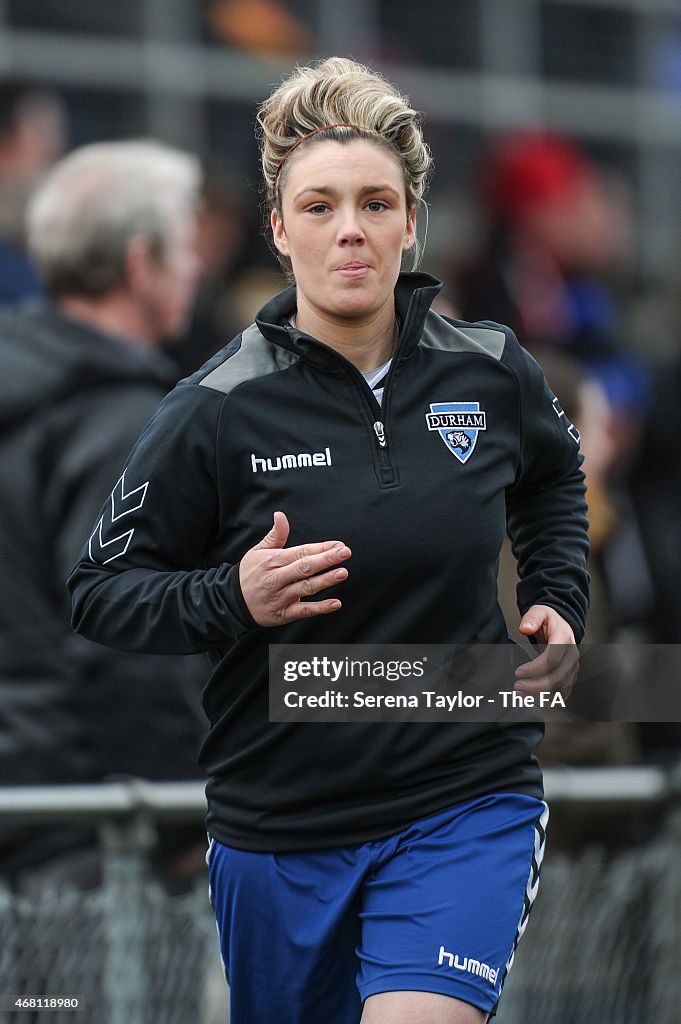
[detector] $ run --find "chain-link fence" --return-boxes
[498,814,681,1024]
[1,774,680,1024]
[0,783,227,1024]
[0,877,225,1024]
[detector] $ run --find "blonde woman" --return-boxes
[70,58,589,1024]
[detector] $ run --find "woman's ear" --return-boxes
[271,209,289,256]
[403,206,417,251]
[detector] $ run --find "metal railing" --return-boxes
[2,764,679,824]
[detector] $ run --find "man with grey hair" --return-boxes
[0,139,207,888]
[27,139,200,345]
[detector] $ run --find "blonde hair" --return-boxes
[257,56,432,214]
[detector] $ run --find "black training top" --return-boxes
[69,273,589,852]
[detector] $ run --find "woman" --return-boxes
[69,58,589,1024]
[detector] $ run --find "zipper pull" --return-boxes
[373,421,387,449]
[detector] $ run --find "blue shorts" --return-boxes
[207,793,548,1023]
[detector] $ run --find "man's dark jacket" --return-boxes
[0,304,207,871]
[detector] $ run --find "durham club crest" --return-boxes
[425,402,487,463]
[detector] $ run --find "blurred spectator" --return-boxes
[628,353,681,759]
[229,264,287,324]
[0,140,209,890]
[628,249,681,642]
[456,127,657,640]
[169,173,248,377]
[169,171,285,378]
[0,79,68,304]
[454,129,649,465]
[206,0,313,55]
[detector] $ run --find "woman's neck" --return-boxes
[294,295,398,372]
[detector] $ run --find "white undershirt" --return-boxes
[362,359,392,407]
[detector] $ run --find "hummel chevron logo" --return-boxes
[88,470,149,565]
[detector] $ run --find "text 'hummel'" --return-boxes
[437,946,498,985]
[251,447,332,473]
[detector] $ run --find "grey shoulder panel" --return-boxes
[199,323,299,394]
[419,311,506,361]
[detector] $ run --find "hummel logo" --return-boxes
[251,447,332,473]
[551,396,580,444]
[437,946,498,985]
[88,470,149,564]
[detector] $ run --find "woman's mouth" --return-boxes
[336,262,370,279]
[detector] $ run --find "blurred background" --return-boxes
[2,1,681,1021]
[2,0,680,283]
[2,0,681,375]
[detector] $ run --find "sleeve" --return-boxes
[47,384,173,603]
[67,383,258,654]
[504,337,590,642]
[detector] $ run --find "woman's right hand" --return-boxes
[239,511,351,626]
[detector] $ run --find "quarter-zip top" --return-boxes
[69,272,589,853]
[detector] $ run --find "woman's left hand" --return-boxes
[514,604,579,699]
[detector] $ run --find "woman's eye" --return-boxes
[308,203,329,214]
[366,200,387,212]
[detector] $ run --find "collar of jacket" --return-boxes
[254,272,443,371]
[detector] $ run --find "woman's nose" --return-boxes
[336,209,365,246]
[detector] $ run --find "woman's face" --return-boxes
[271,139,416,324]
